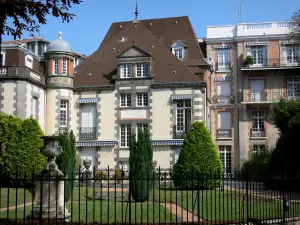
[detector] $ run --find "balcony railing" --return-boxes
[173,125,190,139]
[250,93,265,102]
[251,128,266,138]
[242,57,300,69]
[288,95,300,101]
[79,127,97,140]
[217,129,232,138]
[215,63,231,71]
[0,66,7,74]
[212,95,235,104]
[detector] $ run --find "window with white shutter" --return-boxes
[80,103,97,139]
[217,112,232,138]
[217,82,231,104]
[250,79,264,102]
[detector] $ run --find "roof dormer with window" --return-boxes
[171,41,186,60]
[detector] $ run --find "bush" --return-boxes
[94,171,108,181]
[112,169,128,183]
[129,128,153,202]
[245,56,254,65]
[172,121,223,189]
[56,130,76,202]
[0,113,46,185]
[243,151,271,181]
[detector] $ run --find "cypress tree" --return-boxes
[129,128,153,202]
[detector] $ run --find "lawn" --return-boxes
[0,188,33,208]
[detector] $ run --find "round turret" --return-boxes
[46,31,72,53]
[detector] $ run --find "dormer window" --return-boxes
[171,41,186,60]
[120,64,132,78]
[136,64,148,77]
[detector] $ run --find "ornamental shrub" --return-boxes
[245,56,254,65]
[172,121,223,189]
[56,130,76,202]
[129,128,153,202]
[0,113,47,185]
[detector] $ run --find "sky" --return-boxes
[2,0,300,56]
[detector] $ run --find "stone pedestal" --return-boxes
[28,178,70,220]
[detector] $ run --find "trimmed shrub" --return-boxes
[243,151,271,181]
[245,56,254,65]
[129,128,153,202]
[172,121,223,189]
[0,113,46,185]
[56,130,76,202]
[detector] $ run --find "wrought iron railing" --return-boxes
[242,57,300,69]
[79,127,97,140]
[212,95,235,104]
[215,62,232,71]
[217,129,232,138]
[173,125,190,139]
[251,128,266,137]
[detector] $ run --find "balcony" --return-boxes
[215,63,231,72]
[217,129,232,139]
[242,58,300,70]
[0,66,7,74]
[79,127,97,140]
[173,125,190,139]
[212,95,235,104]
[251,128,266,138]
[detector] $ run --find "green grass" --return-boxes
[0,188,33,208]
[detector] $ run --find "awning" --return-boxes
[78,98,99,103]
[152,140,184,146]
[170,95,194,100]
[248,76,266,80]
[76,140,118,147]
[214,46,232,50]
[246,43,267,46]
[215,77,232,82]
[281,41,298,45]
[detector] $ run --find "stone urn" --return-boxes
[82,159,92,186]
[83,159,92,171]
[41,136,63,170]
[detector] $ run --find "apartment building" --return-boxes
[206,22,300,174]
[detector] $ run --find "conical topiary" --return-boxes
[172,121,223,189]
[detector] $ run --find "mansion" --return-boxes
[0,15,299,174]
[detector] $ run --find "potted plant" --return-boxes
[245,56,254,67]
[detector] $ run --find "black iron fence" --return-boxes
[1,168,300,225]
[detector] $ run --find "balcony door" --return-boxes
[250,79,264,102]
[217,82,231,104]
[217,112,231,138]
[80,103,97,139]
[247,45,267,67]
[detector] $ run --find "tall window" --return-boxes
[251,111,265,137]
[136,123,148,139]
[80,103,97,139]
[176,100,192,133]
[250,79,265,102]
[120,64,132,78]
[120,93,131,107]
[136,93,148,107]
[219,146,232,176]
[217,82,231,104]
[136,64,148,77]
[217,49,230,70]
[120,124,131,147]
[62,59,67,75]
[247,45,266,66]
[217,112,232,138]
[31,96,38,119]
[173,48,184,60]
[252,145,265,156]
[286,46,299,64]
[59,100,68,128]
[287,77,300,100]
[54,58,59,75]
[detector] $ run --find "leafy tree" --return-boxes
[172,121,223,189]
[129,128,153,202]
[289,10,300,43]
[0,113,47,184]
[0,0,82,66]
[56,130,76,202]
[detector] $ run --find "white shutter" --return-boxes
[246,47,251,56]
[251,80,264,101]
[217,82,231,95]
[80,147,97,171]
[81,104,96,128]
[218,112,231,129]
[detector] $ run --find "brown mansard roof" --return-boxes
[74,16,208,87]
[2,38,50,45]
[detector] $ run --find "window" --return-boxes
[247,45,267,66]
[80,103,97,139]
[1,51,6,65]
[176,100,192,133]
[59,100,68,128]
[62,59,68,75]
[136,93,148,107]
[171,41,185,60]
[120,124,131,147]
[31,96,38,119]
[136,64,148,77]
[120,64,132,78]
[120,93,131,107]
[287,77,300,100]
[219,146,232,176]
[217,82,231,104]
[25,55,33,69]
[285,46,299,64]
[251,111,265,137]
[217,112,232,138]
[217,49,230,70]
[174,48,183,60]
[250,79,265,102]
[252,145,266,156]
[136,123,148,134]
[54,58,59,75]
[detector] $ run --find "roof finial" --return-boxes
[58,31,63,40]
[134,0,139,22]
